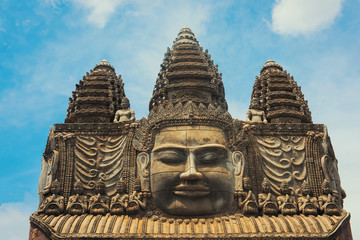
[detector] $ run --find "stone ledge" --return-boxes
[29,211,350,240]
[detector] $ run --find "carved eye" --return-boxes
[155,150,185,164]
[198,149,226,163]
[198,152,218,162]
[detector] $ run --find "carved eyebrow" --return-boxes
[152,144,187,152]
[193,144,228,151]
[152,144,228,152]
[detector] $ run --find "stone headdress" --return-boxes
[134,27,233,152]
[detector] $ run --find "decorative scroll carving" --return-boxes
[257,136,306,195]
[75,135,127,196]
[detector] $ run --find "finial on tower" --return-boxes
[94,59,115,71]
[174,26,199,45]
[260,60,283,74]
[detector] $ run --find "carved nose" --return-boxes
[180,167,203,181]
[180,152,203,181]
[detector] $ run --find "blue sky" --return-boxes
[1,0,359,239]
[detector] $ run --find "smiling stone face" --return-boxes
[150,126,235,215]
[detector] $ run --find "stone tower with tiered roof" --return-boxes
[249,60,312,123]
[29,27,352,240]
[65,59,128,123]
[150,27,226,111]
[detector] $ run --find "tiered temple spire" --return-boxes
[149,26,227,112]
[249,60,312,123]
[65,59,128,123]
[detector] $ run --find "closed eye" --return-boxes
[197,148,227,163]
[154,150,185,164]
[198,152,219,163]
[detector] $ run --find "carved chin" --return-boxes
[152,191,234,216]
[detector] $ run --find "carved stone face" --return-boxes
[280,183,290,195]
[117,182,126,194]
[322,182,331,195]
[243,178,251,191]
[301,184,311,195]
[74,184,83,194]
[96,183,105,194]
[150,126,236,215]
[262,182,271,193]
[51,182,60,194]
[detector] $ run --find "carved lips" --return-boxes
[173,183,210,198]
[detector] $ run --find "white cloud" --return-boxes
[73,0,125,28]
[0,194,38,240]
[271,0,344,36]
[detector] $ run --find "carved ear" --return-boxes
[321,155,331,182]
[232,151,245,191]
[232,151,244,175]
[137,152,150,192]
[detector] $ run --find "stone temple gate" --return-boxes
[29,27,352,240]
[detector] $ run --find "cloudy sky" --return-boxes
[1,0,359,239]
